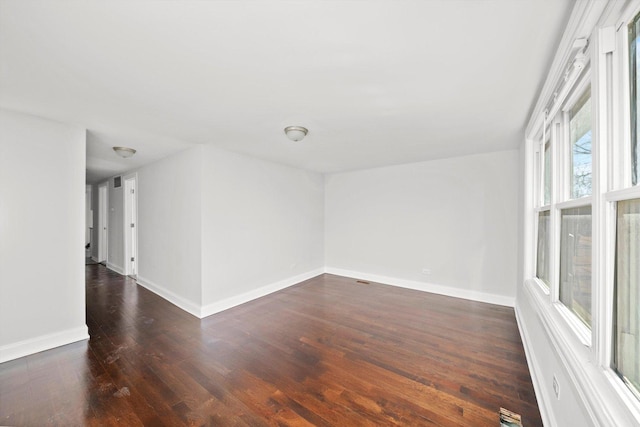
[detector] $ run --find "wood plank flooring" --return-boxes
[0,265,542,426]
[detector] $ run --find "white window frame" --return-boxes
[533,124,553,293]
[558,77,594,341]
[523,1,640,425]
[538,67,595,343]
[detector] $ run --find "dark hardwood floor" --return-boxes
[0,265,542,426]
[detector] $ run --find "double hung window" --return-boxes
[530,6,640,410]
[534,81,593,328]
[560,87,593,328]
[610,13,640,400]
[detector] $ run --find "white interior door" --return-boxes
[85,185,92,257]
[124,175,137,277]
[98,184,108,263]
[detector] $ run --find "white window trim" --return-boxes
[605,186,640,202]
[613,10,633,191]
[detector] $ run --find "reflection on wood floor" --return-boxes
[0,265,542,426]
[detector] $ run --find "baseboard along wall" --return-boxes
[199,268,325,318]
[324,267,515,307]
[136,276,202,318]
[106,262,125,275]
[134,267,516,318]
[0,326,89,364]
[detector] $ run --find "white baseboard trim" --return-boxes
[200,268,325,318]
[325,267,515,307]
[0,325,89,364]
[136,276,201,318]
[91,256,99,262]
[106,262,125,275]
[514,303,556,427]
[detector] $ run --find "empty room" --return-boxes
[1,0,640,426]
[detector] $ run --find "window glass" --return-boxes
[569,89,592,198]
[614,198,640,398]
[629,16,640,185]
[544,140,552,205]
[559,205,592,327]
[536,210,551,287]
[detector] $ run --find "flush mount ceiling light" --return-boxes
[284,126,308,142]
[112,146,136,158]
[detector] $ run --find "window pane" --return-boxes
[544,141,551,205]
[569,89,592,198]
[614,198,640,397]
[629,17,640,185]
[536,210,551,287]
[559,205,592,327]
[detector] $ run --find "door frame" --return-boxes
[123,173,138,277]
[97,182,108,263]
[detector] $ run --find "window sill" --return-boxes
[554,302,592,347]
[532,278,550,295]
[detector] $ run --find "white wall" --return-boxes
[325,150,519,305]
[135,146,203,313]
[0,109,88,362]
[201,145,325,312]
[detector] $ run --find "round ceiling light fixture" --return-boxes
[284,126,308,142]
[113,146,137,158]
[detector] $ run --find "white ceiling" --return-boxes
[0,0,573,183]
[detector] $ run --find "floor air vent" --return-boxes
[499,408,523,426]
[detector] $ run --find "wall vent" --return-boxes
[114,176,122,188]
